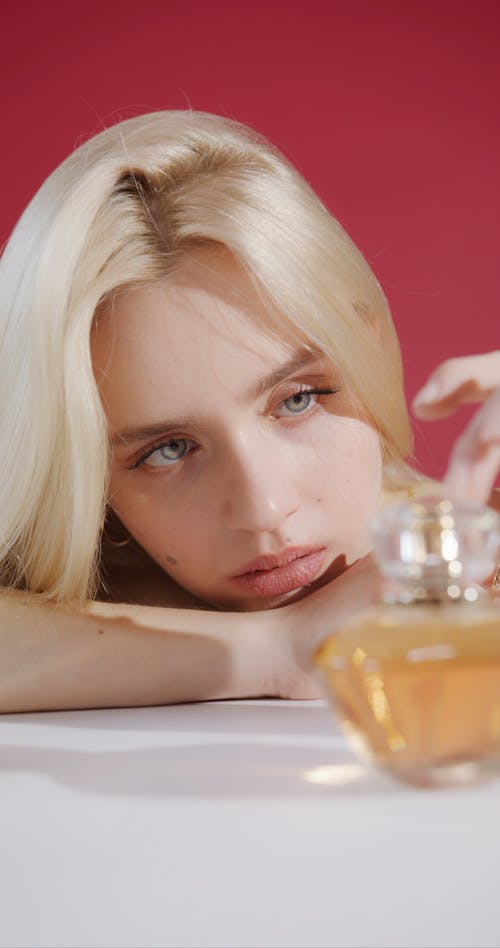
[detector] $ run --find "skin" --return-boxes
[92,250,383,613]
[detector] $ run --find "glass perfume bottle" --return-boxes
[315,495,500,787]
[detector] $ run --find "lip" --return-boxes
[231,547,327,597]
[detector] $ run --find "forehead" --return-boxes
[91,250,317,422]
[93,250,309,372]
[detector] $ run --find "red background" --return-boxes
[1,0,498,479]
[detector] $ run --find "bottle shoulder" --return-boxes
[316,599,500,666]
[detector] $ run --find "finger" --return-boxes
[443,389,500,503]
[412,352,500,420]
[445,445,500,504]
[413,379,486,420]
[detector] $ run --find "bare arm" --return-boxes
[0,589,275,713]
[0,550,385,714]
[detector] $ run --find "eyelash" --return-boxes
[128,384,340,471]
[279,386,339,417]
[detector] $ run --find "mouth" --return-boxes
[231,547,327,597]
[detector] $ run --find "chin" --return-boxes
[233,585,318,613]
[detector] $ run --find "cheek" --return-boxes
[312,417,381,473]
[109,478,180,543]
[308,421,382,514]
[109,475,215,569]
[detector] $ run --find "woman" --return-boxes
[0,110,498,712]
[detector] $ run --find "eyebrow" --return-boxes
[111,348,325,447]
[250,348,323,398]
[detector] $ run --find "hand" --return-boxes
[269,554,380,699]
[412,351,500,504]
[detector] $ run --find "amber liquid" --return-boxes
[316,604,500,786]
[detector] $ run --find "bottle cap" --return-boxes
[371,493,500,593]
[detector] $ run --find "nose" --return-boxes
[220,433,300,534]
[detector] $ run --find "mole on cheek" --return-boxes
[165,555,178,566]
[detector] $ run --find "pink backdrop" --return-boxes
[2,0,498,479]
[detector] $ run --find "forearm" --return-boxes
[0,590,275,713]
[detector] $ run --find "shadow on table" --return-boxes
[0,702,400,797]
[0,738,394,798]
[0,700,337,735]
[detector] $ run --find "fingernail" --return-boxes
[413,381,440,406]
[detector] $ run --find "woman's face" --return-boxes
[92,251,383,611]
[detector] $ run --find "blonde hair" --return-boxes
[0,110,413,601]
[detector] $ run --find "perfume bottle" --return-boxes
[315,495,500,787]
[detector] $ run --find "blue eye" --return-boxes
[135,437,195,469]
[278,386,339,418]
[282,391,314,414]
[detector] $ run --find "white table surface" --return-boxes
[1,697,499,948]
